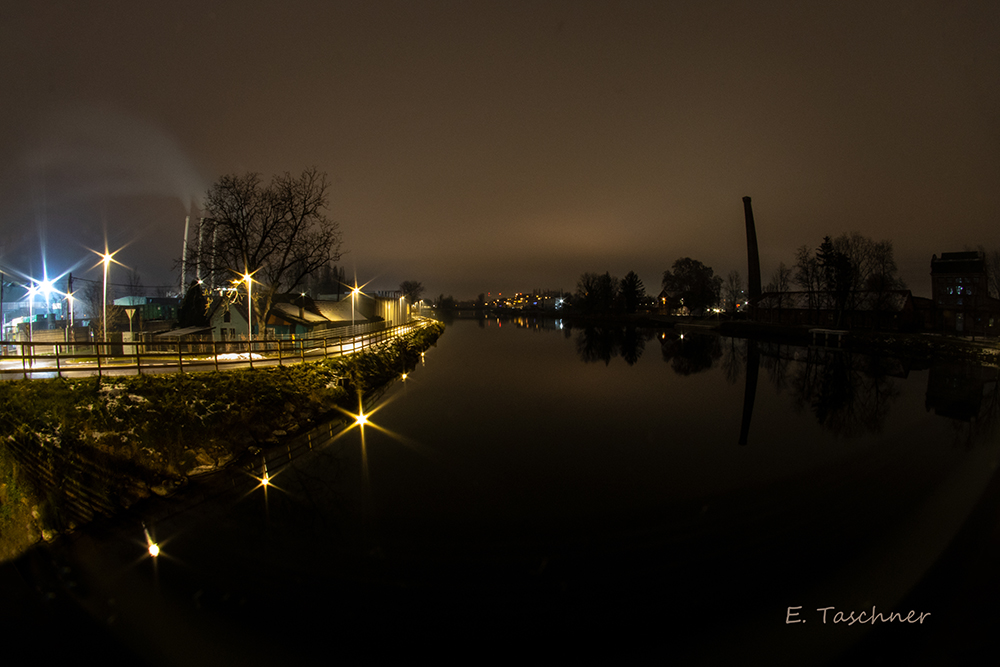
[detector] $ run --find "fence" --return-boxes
[0,318,432,380]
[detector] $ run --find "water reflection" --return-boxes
[659,330,722,375]
[7,318,1000,665]
[568,321,1000,445]
[574,324,651,365]
[739,340,759,446]
[926,363,1000,448]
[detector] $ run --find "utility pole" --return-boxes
[67,272,74,342]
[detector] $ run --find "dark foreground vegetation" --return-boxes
[0,322,444,560]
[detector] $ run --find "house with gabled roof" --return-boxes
[207,296,251,341]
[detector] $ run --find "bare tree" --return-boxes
[866,239,906,327]
[400,280,425,305]
[124,268,144,298]
[184,168,343,334]
[724,270,743,313]
[833,232,877,312]
[81,280,125,339]
[765,262,792,318]
[577,272,619,314]
[977,245,1000,299]
[767,262,792,293]
[794,245,822,317]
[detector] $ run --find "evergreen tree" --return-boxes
[619,271,646,314]
[178,281,209,327]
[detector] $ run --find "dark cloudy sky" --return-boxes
[2,1,998,300]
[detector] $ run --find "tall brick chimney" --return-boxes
[743,196,762,318]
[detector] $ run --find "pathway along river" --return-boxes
[5,316,1000,665]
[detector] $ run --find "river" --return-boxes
[4,316,999,665]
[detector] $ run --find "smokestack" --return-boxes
[210,222,217,292]
[196,221,204,284]
[181,215,190,292]
[743,196,762,317]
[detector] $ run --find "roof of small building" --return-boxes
[269,301,329,325]
[154,326,214,339]
[207,296,250,323]
[932,251,985,275]
[313,298,369,323]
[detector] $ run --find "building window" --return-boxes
[224,311,231,323]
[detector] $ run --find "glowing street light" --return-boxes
[243,270,253,340]
[102,253,113,340]
[37,278,55,302]
[143,525,160,559]
[26,283,38,346]
[90,247,122,341]
[66,284,75,332]
[351,285,361,331]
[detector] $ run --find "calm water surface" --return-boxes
[6,317,1000,665]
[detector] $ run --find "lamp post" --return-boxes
[27,283,37,344]
[351,286,360,331]
[26,282,40,367]
[102,252,112,342]
[67,292,75,347]
[243,271,253,340]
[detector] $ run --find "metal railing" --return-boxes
[0,318,433,380]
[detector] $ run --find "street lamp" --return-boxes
[351,286,361,331]
[243,271,253,340]
[26,283,38,345]
[101,252,113,341]
[88,244,124,343]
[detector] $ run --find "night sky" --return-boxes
[2,1,998,301]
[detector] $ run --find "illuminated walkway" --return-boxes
[0,319,433,381]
